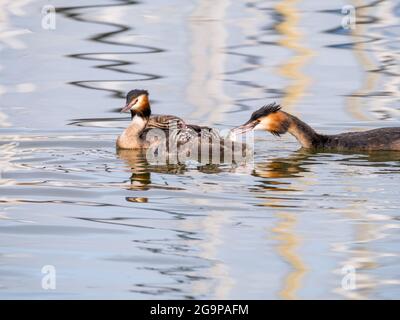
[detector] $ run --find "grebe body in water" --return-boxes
[116,90,221,150]
[232,103,400,152]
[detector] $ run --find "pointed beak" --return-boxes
[231,120,258,135]
[120,99,137,113]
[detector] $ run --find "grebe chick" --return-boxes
[117,89,220,150]
[232,103,400,151]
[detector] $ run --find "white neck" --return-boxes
[117,115,148,149]
[130,115,147,129]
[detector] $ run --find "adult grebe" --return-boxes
[117,89,219,149]
[232,103,400,151]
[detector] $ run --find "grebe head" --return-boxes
[121,89,150,116]
[232,102,290,136]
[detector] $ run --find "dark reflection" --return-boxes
[252,148,400,299]
[334,150,400,173]
[322,0,400,121]
[334,150,400,163]
[251,150,314,299]
[68,116,127,127]
[251,150,314,193]
[116,148,236,195]
[253,150,313,179]
[224,2,284,113]
[57,1,164,99]
[252,149,400,192]
[117,149,152,192]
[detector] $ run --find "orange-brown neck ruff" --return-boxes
[130,95,151,120]
[117,99,151,150]
[245,105,400,151]
[265,111,291,136]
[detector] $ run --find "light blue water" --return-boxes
[0,0,400,299]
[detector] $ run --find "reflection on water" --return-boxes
[272,212,307,300]
[186,0,233,125]
[57,0,163,99]
[0,0,400,299]
[275,0,313,111]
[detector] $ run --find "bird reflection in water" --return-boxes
[117,147,246,201]
[252,151,312,299]
[252,149,400,299]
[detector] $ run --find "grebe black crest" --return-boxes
[126,89,148,103]
[232,104,400,152]
[249,102,282,122]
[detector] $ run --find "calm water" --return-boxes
[1,0,400,299]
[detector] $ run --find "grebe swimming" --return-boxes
[232,103,400,151]
[116,89,220,150]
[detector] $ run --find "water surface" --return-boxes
[0,0,400,299]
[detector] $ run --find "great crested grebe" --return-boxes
[232,103,400,151]
[117,89,219,150]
